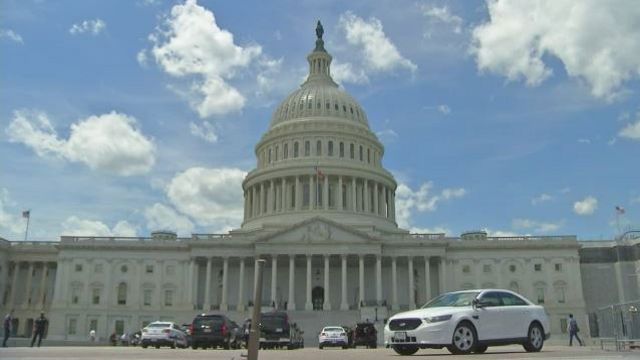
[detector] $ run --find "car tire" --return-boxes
[523,323,544,352]
[392,345,419,356]
[319,344,323,349]
[155,345,160,349]
[342,345,349,349]
[474,344,488,353]
[371,343,377,349]
[141,344,148,349]
[448,321,477,355]
[223,340,230,350]
[191,343,198,350]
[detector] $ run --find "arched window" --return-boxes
[339,142,344,157]
[294,142,299,158]
[316,140,322,156]
[534,282,546,304]
[284,143,289,159]
[359,145,363,161]
[304,141,310,156]
[328,141,334,156]
[117,283,127,305]
[350,144,355,159]
[367,148,370,163]
[554,281,567,304]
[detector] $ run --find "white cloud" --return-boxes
[5,109,156,176]
[189,121,217,143]
[437,105,451,115]
[0,188,26,235]
[331,61,369,85]
[512,218,562,233]
[483,228,522,237]
[375,128,399,143]
[631,196,640,204]
[410,226,451,235]
[422,5,463,34]
[395,181,466,228]
[574,196,598,215]
[166,167,247,231]
[471,0,640,101]
[578,138,591,144]
[136,49,148,67]
[61,216,137,237]
[531,193,553,205]
[339,11,417,74]
[69,19,106,35]
[0,29,23,43]
[619,120,640,140]
[144,203,194,236]
[145,0,261,117]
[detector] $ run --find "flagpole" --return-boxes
[24,213,30,241]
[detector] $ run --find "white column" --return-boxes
[408,257,415,309]
[358,255,365,307]
[323,255,331,310]
[237,258,245,311]
[424,257,431,303]
[364,179,369,213]
[439,257,447,294]
[376,255,382,305]
[351,178,357,211]
[295,176,301,211]
[204,257,212,310]
[391,257,398,310]
[338,176,343,211]
[187,259,196,308]
[281,178,286,212]
[323,175,329,210]
[288,255,296,310]
[23,262,34,307]
[373,182,379,215]
[570,258,585,304]
[340,255,349,310]
[220,257,229,311]
[38,262,48,308]
[9,262,19,308]
[271,255,278,307]
[305,255,313,310]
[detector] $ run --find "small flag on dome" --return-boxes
[22,210,30,218]
[615,206,625,215]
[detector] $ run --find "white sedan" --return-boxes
[318,326,349,349]
[140,321,188,349]
[384,289,550,355]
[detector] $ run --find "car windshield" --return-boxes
[194,317,223,328]
[261,316,287,329]
[148,323,171,328]
[421,291,480,308]
[323,327,344,332]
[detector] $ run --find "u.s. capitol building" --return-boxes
[0,26,636,343]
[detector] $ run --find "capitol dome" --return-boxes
[241,22,399,232]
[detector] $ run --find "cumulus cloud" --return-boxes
[331,60,369,85]
[619,118,640,140]
[0,29,23,43]
[189,121,217,143]
[144,203,194,236]
[483,228,522,237]
[5,109,156,176]
[410,226,451,235]
[395,181,466,229]
[145,0,261,117]
[339,11,417,76]
[512,218,562,233]
[531,193,553,205]
[69,19,106,35]
[574,196,598,215]
[437,105,451,115]
[62,216,137,237]
[0,188,26,235]
[471,0,640,101]
[166,167,247,231]
[422,5,463,34]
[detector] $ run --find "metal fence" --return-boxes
[590,301,640,339]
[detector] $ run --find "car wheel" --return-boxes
[523,323,544,352]
[141,344,148,349]
[342,345,349,349]
[191,343,198,350]
[319,344,324,349]
[371,342,377,349]
[449,321,477,355]
[392,345,419,356]
[155,345,160,349]
[223,340,230,350]
[474,344,488,354]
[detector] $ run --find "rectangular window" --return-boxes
[350,144,354,159]
[536,288,545,304]
[367,148,370,163]
[339,142,344,157]
[146,265,154,274]
[462,265,471,274]
[556,287,566,304]
[328,141,333,156]
[89,319,98,332]
[359,145,363,161]
[534,264,542,272]
[294,142,299,157]
[143,289,152,306]
[164,290,173,307]
[68,318,77,335]
[71,287,80,304]
[92,288,100,305]
[316,140,322,156]
[94,264,103,273]
[483,264,492,273]
[284,143,288,159]
[555,263,562,272]
[304,141,310,156]
[75,264,83,272]
[166,265,175,275]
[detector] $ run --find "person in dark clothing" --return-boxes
[3,309,13,347]
[30,312,48,347]
[568,313,584,346]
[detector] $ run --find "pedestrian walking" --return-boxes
[567,313,583,346]
[30,312,48,347]
[3,309,13,347]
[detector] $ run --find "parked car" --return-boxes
[179,324,192,347]
[190,314,233,349]
[259,311,303,349]
[318,326,349,349]
[352,322,377,348]
[229,321,243,349]
[140,321,188,349]
[384,289,550,356]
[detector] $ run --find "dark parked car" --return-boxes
[190,314,233,349]
[259,312,303,350]
[351,322,377,348]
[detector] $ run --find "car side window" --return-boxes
[499,292,528,306]
[479,291,502,307]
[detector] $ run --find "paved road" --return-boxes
[0,345,638,360]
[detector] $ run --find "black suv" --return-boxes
[190,314,233,349]
[351,322,377,348]
[259,312,303,350]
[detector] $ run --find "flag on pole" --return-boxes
[615,206,625,215]
[22,210,30,218]
[314,166,324,180]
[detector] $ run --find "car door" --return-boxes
[473,291,504,340]
[498,291,530,339]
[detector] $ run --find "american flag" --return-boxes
[615,206,625,215]
[314,166,324,180]
[22,210,30,219]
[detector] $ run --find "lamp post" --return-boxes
[247,259,266,360]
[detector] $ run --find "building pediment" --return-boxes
[256,217,380,245]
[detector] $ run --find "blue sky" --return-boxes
[1,0,639,241]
